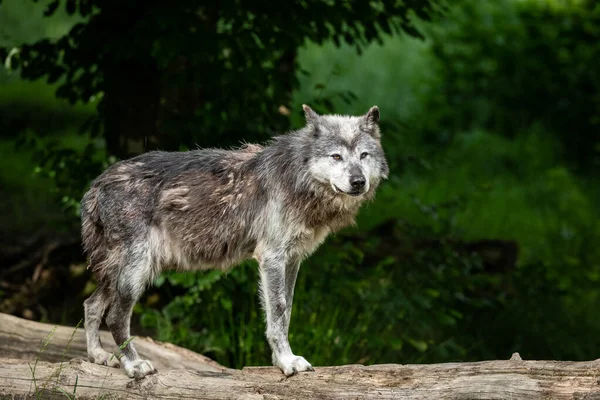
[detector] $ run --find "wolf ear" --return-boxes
[366,106,380,125]
[302,104,319,125]
[363,106,381,139]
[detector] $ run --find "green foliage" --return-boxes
[421,0,600,169]
[0,0,79,49]
[373,128,599,267]
[141,264,265,367]
[2,0,600,372]
[1,0,440,218]
[2,0,439,156]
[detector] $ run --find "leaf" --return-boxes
[90,118,101,137]
[66,0,77,15]
[78,116,94,134]
[408,338,428,353]
[220,298,232,311]
[390,338,403,350]
[154,275,166,287]
[79,0,92,16]
[44,0,60,16]
[56,386,74,399]
[47,66,65,84]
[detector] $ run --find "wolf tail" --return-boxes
[81,185,112,282]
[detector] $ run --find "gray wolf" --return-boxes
[81,105,389,378]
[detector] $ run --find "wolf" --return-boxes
[81,105,389,379]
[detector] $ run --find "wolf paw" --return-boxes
[275,354,314,376]
[123,359,158,379]
[88,349,120,368]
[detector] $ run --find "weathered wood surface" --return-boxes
[3,357,600,399]
[0,312,223,373]
[1,313,600,399]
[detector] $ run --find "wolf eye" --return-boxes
[331,154,342,161]
[360,152,369,159]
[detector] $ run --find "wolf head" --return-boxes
[303,105,389,197]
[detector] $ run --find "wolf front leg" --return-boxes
[283,258,301,339]
[259,253,313,376]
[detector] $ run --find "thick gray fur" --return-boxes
[81,105,389,378]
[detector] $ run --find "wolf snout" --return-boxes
[350,175,366,190]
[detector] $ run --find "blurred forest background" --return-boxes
[1,0,599,369]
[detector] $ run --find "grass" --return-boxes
[27,323,80,399]
[55,319,83,385]
[28,325,56,395]
[25,319,126,399]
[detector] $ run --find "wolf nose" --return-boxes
[350,175,366,190]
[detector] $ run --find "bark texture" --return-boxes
[0,312,223,373]
[1,313,600,399]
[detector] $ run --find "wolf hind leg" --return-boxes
[84,284,120,368]
[105,254,157,379]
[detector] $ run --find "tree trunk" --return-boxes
[1,313,600,399]
[103,58,162,159]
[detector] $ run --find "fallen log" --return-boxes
[0,313,223,373]
[1,313,600,399]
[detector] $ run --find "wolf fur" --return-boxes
[81,105,389,378]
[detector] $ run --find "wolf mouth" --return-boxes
[332,184,363,197]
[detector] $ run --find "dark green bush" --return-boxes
[421,0,600,170]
